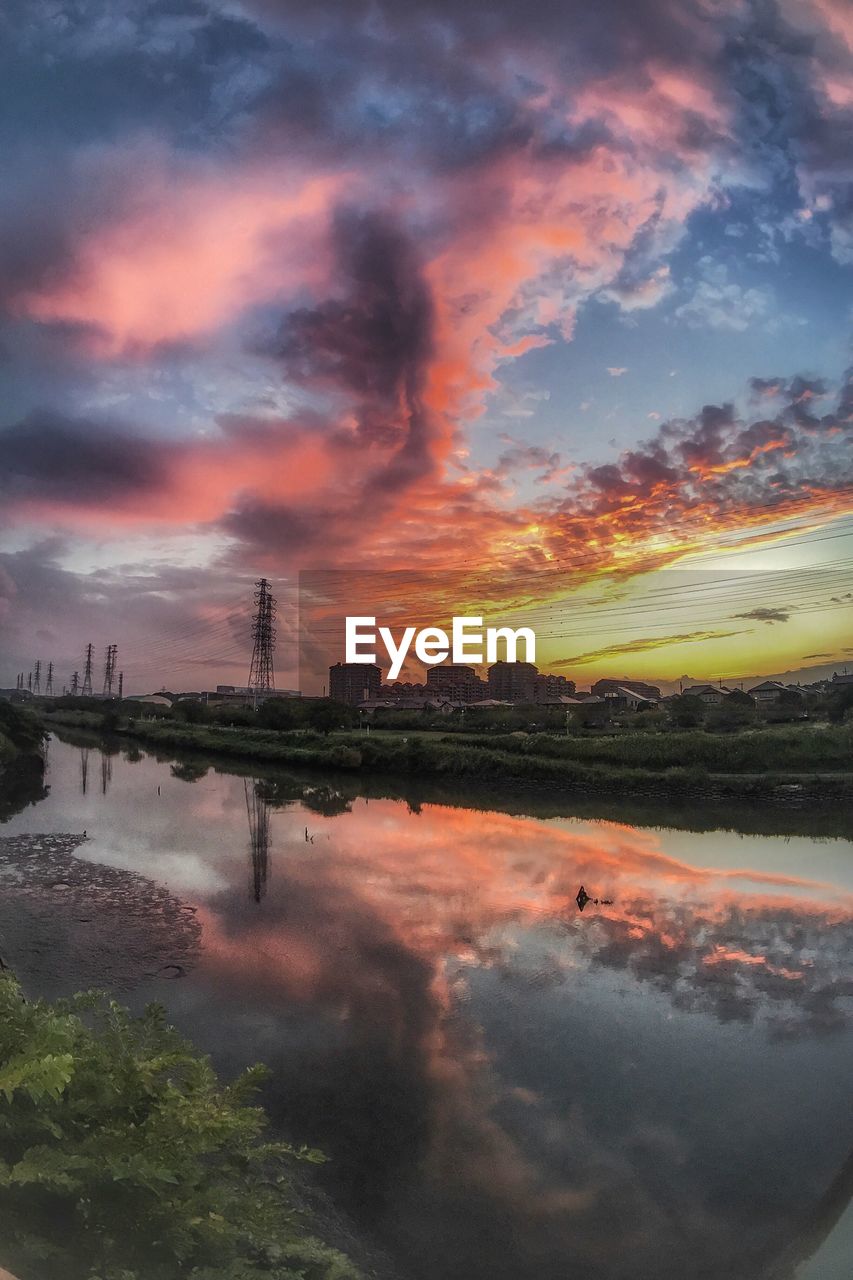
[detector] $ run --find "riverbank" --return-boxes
[0,703,47,821]
[48,714,853,811]
[0,831,201,989]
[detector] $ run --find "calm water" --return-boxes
[4,734,853,1280]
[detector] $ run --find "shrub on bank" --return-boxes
[0,975,359,1280]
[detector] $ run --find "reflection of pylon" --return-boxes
[101,754,112,795]
[247,578,277,700]
[244,779,271,903]
[82,644,94,696]
[80,748,89,795]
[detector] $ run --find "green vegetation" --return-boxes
[91,716,853,806]
[0,702,47,821]
[0,974,358,1280]
[0,701,45,767]
[34,679,853,806]
[446,724,853,773]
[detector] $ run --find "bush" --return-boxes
[667,694,706,728]
[827,684,853,724]
[0,701,45,756]
[0,975,359,1280]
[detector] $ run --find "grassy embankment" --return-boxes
[0,702,47,821]
[0,702,45,769]
[48,712,853,804]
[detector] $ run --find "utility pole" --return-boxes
[247,578,277,706]
[33,660,41,695]
[82,644,94,696]
[102,644,118,697]
[46,662,54,696]
[71,671,80,696]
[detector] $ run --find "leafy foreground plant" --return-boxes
[0,975,360,1280]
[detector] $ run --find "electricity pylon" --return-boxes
[247,578,277,701]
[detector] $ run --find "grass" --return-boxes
[439,725,853,774]
[82,717,853,804]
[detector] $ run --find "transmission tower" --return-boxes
[70,671,80,696]
[82,644,94,696]
[46,662,54,696]
[27,672,32,692]
[118,671,124,699]
[247,578,277,699]
[33,660,41,695]
[102,644,118,697]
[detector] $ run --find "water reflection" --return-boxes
[4,736,853,1280]
[79,746,89,795]
[244,779,272,903]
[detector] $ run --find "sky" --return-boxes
[1,0,852,693]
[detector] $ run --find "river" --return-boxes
[2,732,853,1280]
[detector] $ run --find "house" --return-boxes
[747,681,803,704]
[592,678,661,700]
[682,684,732,706]
[358,696,455,715]
[604,686,660,712]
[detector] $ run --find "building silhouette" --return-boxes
[329,662,382,705]
[488,660,538,703]
[425,664,487,702]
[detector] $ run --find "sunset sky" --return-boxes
[1,0,852,692]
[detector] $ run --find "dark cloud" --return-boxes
[553,630,743,667]
[221,500,329,555]
[252,207,439,502]
[257,208,434,440]
[734,607,792,623]
[0,411,166,503]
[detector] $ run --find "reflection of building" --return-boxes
[329,662,382,705]
[425,665,486,702]
[488,661,538,703]
[244,779,271,904]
